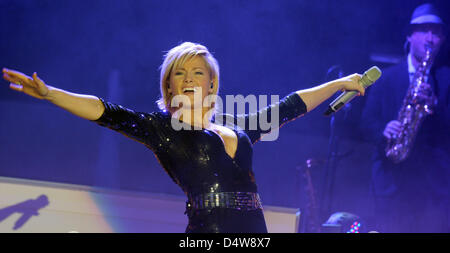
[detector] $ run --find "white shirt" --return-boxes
[408,53,431,83]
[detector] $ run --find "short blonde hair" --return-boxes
[157,42,220,112]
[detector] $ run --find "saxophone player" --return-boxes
[362,3,450,233]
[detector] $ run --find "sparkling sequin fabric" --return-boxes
[92,92,307,232]
[187,192,263,210]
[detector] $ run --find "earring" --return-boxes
[210,82,214,89]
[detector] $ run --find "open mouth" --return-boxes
[183,87,199,93]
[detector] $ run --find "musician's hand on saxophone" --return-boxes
[383,120,402,139]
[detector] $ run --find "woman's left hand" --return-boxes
[296,73,365,113]
[334,73,365,96]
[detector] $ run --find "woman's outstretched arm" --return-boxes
[296,73,364,112]
[3,68,104,120]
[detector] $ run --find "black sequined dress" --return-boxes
[92,92,307,233]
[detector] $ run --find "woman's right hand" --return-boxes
[3,67,104,120]
[3,68,50,100]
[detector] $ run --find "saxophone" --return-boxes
[296,159,321,233]
[385,45,438,163]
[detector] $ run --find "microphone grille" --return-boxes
[366,66,382,82]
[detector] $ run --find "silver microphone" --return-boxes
[324,66,382,116]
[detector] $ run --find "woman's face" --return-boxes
[168,55,214,109]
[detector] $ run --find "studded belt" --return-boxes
[187,192,263,211]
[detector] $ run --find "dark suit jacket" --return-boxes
[361,58,450,198]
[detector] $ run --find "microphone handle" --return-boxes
[324,90,358,116]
